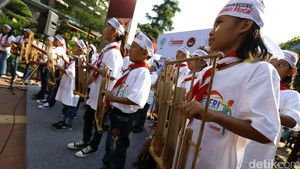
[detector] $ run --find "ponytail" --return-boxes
[116,31,128,57]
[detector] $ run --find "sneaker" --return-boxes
[36,99,47,104]
[75,146,97,157]
[38,102,53,109]
[1,75,6,77]
[52,124,72,131]
[51,121,65,128]
[67,140,88,150]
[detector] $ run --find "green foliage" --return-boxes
[138,0,181,39]
[0,0,32,35]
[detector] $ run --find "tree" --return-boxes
[138,0,181,40]
[0,0,32,34]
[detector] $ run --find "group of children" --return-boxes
[1,0,300,168]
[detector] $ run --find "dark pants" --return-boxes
[83,105,103,150]
[134,103,150,128]
[102,107,136,169]
[22,63,31,81]
[10,55,20,79]
[46,70,60,107]
[62,104,78,126]
[37,65,49,97]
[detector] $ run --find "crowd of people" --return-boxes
[1,0,300,168]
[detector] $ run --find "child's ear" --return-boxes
[240,19,253,33]
[288,67,297,77]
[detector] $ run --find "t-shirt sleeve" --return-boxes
[102,49,123,79]
[127,70,151,107]
[236,64,281,145]
[283,91,300,130]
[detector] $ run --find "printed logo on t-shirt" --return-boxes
[200,90,234,136]
[119,83,128,97]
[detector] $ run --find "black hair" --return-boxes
[235,18,268,62]
[2,25,13,37]
[113,19,128,57]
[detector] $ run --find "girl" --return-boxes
[0,24,14,77]
[67,18,126,158]
[177,0,281,168]
[51,39,85,131]
[241,50,300,169]
[101,32,156,169]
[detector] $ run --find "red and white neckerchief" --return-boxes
[174,62,188,68]
[0,34,9,46]
[106,62,149,109]
[92,45,120,80]
[191,51,241,102]
[280,82,289,90]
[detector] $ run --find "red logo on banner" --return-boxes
[168,38,184,46]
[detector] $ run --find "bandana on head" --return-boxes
[47,36,54,42]
[4,24,11,30]
[178,46,190,56]
[263,36,284,60]
[24,28,31,33]
[133,32,155,57]
[191,49,210,65]
[107,17,125,36]
[76,39,87,49]
[282,50,299,68]
[55,34,66,48]
[218,0,265,28]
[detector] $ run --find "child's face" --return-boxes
[46,40,53,46]
[102,23,117,42]
[269,59,293,81]
[129,42,147,63]
[72,43,82,55]
[209,15,242,53]
[188,58,206,71]
[176,50,187,60]
[3,26,10,34]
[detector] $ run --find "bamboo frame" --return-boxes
[95,62,112,133]
[73,54,89,98]
[149,52,223,169]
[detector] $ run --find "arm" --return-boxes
[281,115,297,128]
[54,64,66,74]
[103,90,138,105]
[180,100,271,143]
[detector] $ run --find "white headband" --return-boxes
[178,46,190,56]
[24,28,31,33]
[282,50,299,68]
[192,49,210,65]
[4,24,11,30]
[217,0,265,28]
[47,36,54,42]
[76,39,87,49]
[262,36,284,60]
[133,32,155,57]
[55,34,65,47]
[108,18,125,36]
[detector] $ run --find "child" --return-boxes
[100,32,156,169]
[174,46,190,79]
[177,49,209,93]
[67,17,126,158]
[50,39,85,131]
[177,0,281,168]
[38,34,68,109]
[31,36,54,100]
[0,24,14,77]
[241,50,300,169]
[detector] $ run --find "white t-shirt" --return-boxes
[86,42,123,110]
[177,71,201,95]
[0,34,15,53]
[37,42,47,62]
[14,35,28,44]
[173,62,281,169]
[174,61,190,80]
[55,60,80,107]
[111,67,151,114]
[241,89,300,169]
[51,46,68,67]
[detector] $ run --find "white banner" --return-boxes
[156,29,211,61]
